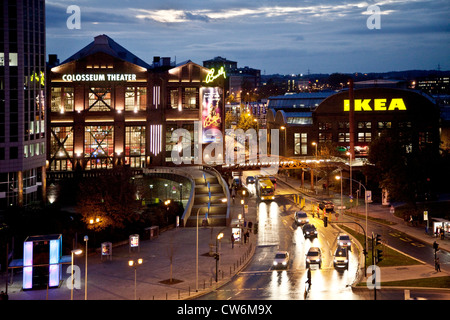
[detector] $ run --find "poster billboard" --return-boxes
[201,87,223,143]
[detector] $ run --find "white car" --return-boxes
[273,251,290,269]
[294,211,309,225]
[337,234,352,251]
[333,246,349,269]
[306,247,322,269]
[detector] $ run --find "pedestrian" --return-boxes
[231,234,235,249]
[435,257,441,272]
[305,267,312,290]
[245,230,250,243]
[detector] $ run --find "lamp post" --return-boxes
[196,204,207,292]
[83,235,88,300]
[346,151,353,206]
[280,126,287,156]
[216,232,224,282]
[335,174,369,275]
[312,142,318,190]
[128,258,143,300]
[71,249,82,300]
[336,170,343,216]
[149,184,153,204]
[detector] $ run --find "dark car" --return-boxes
[319,201,334,212]
[302,223,318,239]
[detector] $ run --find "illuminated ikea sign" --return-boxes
[344,98,406,111]
[205,67,226,83]
[62,73,137,82]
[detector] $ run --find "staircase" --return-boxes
[186,174,228,227]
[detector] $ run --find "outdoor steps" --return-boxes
[185,175,228,227]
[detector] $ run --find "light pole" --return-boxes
[346,151,353,206]
[149,184,153,204]
[280,126,287,156]
[336,170,343,216]
[83,235,88,300]
[216,232,224,282]
[128,258,143,300]
[71,249,82,300]
[196,204,207,292]
[335,174,369,275]
[312,142,318,190]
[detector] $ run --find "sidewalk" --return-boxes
[5,174,256,300]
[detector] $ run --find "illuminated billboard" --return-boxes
[201,87,223,143]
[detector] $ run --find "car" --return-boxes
[246,176,255,184]
[306,247,322,269]
[302,223,318,239]
[333,246,349,269]
[273,251,290,269]
[294,211,309,225]
[319,201,334,212]
[337,234,352,251]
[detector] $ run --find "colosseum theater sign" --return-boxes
[61,73,137,82]
[343,98,407,111]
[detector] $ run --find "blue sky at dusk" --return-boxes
[46,0,450,74]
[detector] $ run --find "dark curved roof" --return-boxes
[60,34,152,69]
[316,87,437,116]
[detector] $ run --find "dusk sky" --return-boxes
[46,0,450,75]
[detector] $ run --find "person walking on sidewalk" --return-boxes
[435,257,441,272]
[231,234,235,249]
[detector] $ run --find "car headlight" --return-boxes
[273,261,278,266]
[306,258,310,262]
[282,261,287,265]
[306,231,309,234]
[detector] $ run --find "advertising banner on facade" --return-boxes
[201,87,223,143]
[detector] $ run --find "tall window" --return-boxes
[49,126,74,171]
[169,89,179,109]
[125,126,146,168]
[294,133,308,155]
[51,87,74,112]
[84,126,114,169]
[88,88,112,111]
[125,87,147,111]
[183,88,198,109]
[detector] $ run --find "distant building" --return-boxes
[267,88,441,158]
[0,0,47,208]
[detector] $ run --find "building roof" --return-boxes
[60,34,152,69]
[268,92,334,109]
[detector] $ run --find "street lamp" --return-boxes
[196,204,208,292]
[216,232,224,282]
[335,170,343,216]
[83,235,88,300]
[346,151,353,205]
[128,258,143,300]
[335,174,369,275]
[280,126,287,156]
[71,249,82,300]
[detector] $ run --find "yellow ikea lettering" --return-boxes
[343,98,406,111]
[355,99,372,111]
[374,99,386,110]
[388,98,407,111]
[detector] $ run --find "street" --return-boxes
[198,170,450,300]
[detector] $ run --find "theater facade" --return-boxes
[267,87,441,158]
[47,35,225,172]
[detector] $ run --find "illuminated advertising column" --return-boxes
[201,87,223,143]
